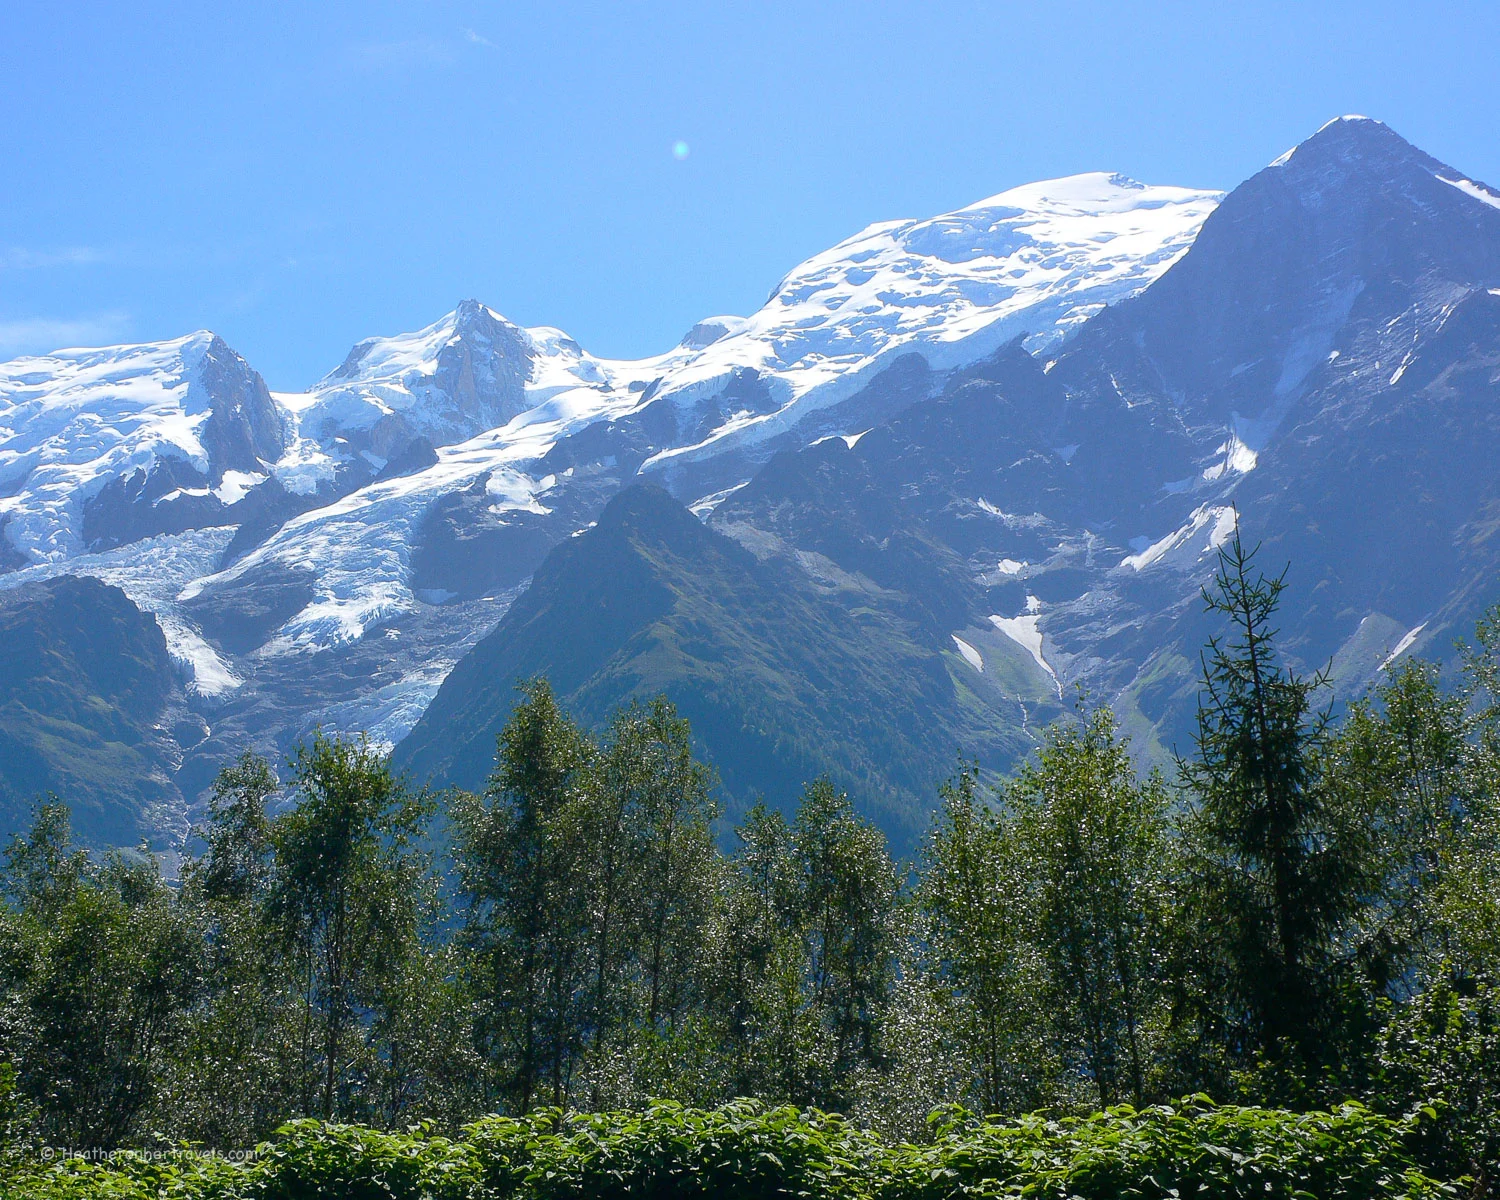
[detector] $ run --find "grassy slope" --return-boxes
[395,485,1047,850]
[0,576,180,846]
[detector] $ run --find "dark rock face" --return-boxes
[0,518,25,574]
[374,436,440,482]
[79,336,289,554]
[1021,118,1500,732]
[195,334,287,473]
[408,476,560,602]
[0,576,185,847]
[82,458,221,551]
[180,560,319,656]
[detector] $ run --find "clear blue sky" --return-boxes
[2,1,1497,389]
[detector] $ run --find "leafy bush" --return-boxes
[890,1099,1449,1200]
[1377,978,1500,1193]
[463,1101,880,1200]
[1,1098,1453,1199]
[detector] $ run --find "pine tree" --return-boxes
[1179,526,1356,1083]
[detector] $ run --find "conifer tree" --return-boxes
[1179,526,1355,1082]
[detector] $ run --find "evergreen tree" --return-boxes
[1179,527,1358,1086]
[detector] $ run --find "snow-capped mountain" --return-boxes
[605,172,1220,468]
[0,169,1214,661]
[0,332,284,564]
[0,162,1225,841]
[394,116,1500,847]
[7,116,1499,851]
[287,301,630,462]
[276,171,1219,475]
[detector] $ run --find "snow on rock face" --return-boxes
[639,172,1221,466]
[289,299,607,457]
[186,387,633,652]
[1120,505,1238,572]
[0,525,243,697]
[989,596,1062,696]
[177,172,1219,652]
[952,634,984,672]
[0,332,282,564]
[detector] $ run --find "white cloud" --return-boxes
[462,27,494,48]
[0,314,131,359]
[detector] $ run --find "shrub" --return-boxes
[0,1099,1454,1200]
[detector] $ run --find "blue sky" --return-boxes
[2,1,1497,388]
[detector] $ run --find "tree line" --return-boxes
[2,531,1498,1189]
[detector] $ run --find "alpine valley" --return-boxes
[4,116,1499,852]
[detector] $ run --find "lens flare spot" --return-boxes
[672,140,690,161]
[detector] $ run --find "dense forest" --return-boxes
[3,532,1499,1198]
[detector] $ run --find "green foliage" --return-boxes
[265,731,434,1121]
[2,1099,1451,1199]
[4,568,1500,1192]
[918,764,1049,1116]
[1,806,199,1148]
[454,678,601,1113]
[462,1101,879,1200]
[247,1120,479,1200]
[1010,704,1175,1106]
[1377,977,1500,1194]
[791,780,901,1108]
[892,1099,1448,1200]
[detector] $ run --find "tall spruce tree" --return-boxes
[1179,527,1357,1085]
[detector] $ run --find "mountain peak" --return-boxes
[451,297,506,333]
[594,481,700,539]
[1266,114,1433,174]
